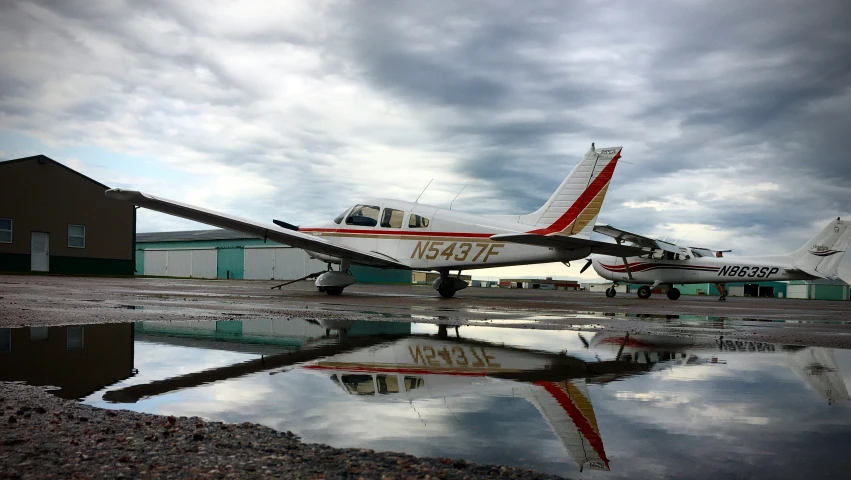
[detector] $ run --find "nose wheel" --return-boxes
[605,287,617,298]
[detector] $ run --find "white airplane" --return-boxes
[583,218,851,300]
[106,144,642,297]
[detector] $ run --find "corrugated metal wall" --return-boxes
[243,247,326,280]
[142,249,217,279]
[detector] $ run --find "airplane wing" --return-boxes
[593,225,681,254]
[490,233,646,257]
[105,189,407,269]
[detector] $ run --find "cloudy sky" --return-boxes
[1,0,849,280]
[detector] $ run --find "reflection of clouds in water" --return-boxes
[591,353,851,479]
[82,334,851,479]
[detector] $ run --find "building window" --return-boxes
[0,218,11,243]
[30,326,48,341]
[68,224,86,248]
[66,326,84,350]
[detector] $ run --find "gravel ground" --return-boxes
[0,383,566,480]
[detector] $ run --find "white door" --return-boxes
[31,232,49,272]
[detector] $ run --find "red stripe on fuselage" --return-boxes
[529,151,621,235]
[600,262,720,273]
[299,228,494,238]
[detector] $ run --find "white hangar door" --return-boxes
[244,247,326,280]
[143,249,217,279]
[786,284,809,299]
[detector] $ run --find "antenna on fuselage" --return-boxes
[449,184,467,210]
[414,179,433,204]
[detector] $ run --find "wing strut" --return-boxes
[614,237,634,280]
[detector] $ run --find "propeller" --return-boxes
[580,259,593,274]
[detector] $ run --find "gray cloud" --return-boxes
[1,0,849,277]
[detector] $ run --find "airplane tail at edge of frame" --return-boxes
[519,145,622,238]
[791,218,851,278]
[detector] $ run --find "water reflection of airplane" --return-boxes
[103,322,699,473]
[588,333,850,404]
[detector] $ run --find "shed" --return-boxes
[0,155,135,275]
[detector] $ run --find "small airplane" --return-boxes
[582,218,851,300]
[106,144,643,297]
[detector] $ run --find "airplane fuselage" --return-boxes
[300,198,585,270]
[592,254,814,285]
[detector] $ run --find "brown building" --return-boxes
[0,323,135,399]
[0,155,135,275]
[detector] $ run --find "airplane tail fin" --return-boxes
[520,145,622,238]
[791,218,851,278]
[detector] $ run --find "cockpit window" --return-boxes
[408,214,430,228]
[345,205,380,227]
[333,208,349,225]
[341,374,375,395]
[380,208,405,228]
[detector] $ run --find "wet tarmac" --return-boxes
[2,317,850,479]
[3,274,851,347]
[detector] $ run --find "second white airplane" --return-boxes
[585,218,850,300]
[107,144,642,297]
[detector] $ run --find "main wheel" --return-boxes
[637,285,652,299]
[438,286,457,298]
[667,287,681,300]
[325,286,344,295]
[605,287,617,298]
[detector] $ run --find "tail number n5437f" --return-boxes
[411,241,503,263]
[718,266,779,278]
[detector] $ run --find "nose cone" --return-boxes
[590,256,614,279]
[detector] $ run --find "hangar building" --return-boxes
[0,155,135,275]
[135,229,411,283]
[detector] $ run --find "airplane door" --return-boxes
[31,232,49,272]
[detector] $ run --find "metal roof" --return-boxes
[0,155,111,189]
[136,229,259,243]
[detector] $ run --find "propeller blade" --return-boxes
[580,259,593,274]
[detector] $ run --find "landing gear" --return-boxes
[605,287,617,298]
[714,282,727,302]
[667,287,681,300]
[315,260,355,295]
[433,269,468,298]
[637,285,652,299]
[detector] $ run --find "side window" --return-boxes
[68,224,86,248]
[0,218,11,243]
[345,205,380,227]
[404,376,425,391]
[376,375,400,394]
[408,214,430,228]
[380,208,405,228]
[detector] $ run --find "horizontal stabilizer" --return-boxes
[491,233,646,257]
[105,189,406,269]
[788,266,828,280]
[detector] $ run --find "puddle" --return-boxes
[1,319,850,479]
